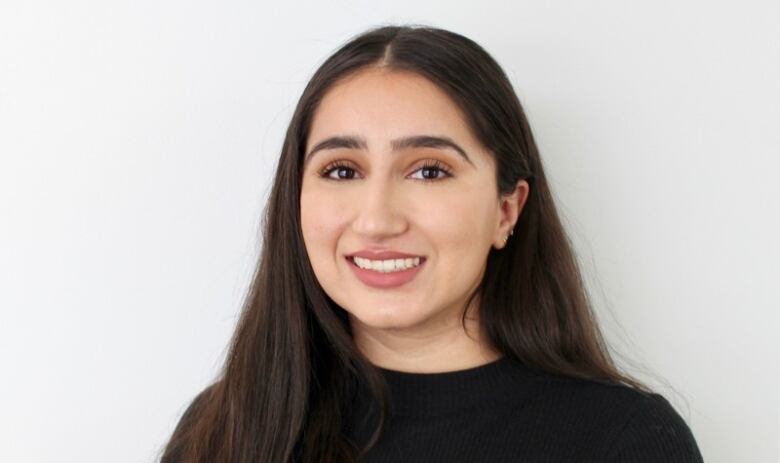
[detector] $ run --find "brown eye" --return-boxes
[317,159,453,182]
[409,160,453,181]
[319,161,359,180]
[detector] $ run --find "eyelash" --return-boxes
[318,160,453,182]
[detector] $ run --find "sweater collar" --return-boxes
[356,355,539,419]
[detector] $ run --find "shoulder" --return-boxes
[173,383,217,436]
[601,391,704,462]
[527,375,704,462]
[161,383,220,463]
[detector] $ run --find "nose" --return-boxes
[350,175,408,240]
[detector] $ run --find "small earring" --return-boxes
[502,228,514,247]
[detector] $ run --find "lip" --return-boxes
[348,249,425,260]
[345,255,427,289]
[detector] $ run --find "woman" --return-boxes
[159,24,704,462]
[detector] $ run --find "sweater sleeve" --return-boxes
[604,393,705,462]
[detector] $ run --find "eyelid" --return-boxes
[317,158,454,181]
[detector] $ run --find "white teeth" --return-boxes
[352,256,422,273]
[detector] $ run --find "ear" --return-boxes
[493,179,530,249]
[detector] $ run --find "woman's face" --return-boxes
[300,67,527,338]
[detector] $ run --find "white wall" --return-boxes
[1,1,777,462]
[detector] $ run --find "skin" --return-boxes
[300,66,529,373]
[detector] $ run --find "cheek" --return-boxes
[300,191,320,251]
[416,194,495,245]
[300,191,347,251]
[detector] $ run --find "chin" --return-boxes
[347,306,425,332]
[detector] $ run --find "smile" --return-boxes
[346,256,427,288]
[351,256,423,272]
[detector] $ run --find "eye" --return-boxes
[408,160,453,181]
[319,160,359,180]
[317,159,453,182]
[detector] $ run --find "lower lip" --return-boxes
[346,256,426,288]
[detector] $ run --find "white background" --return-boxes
[1,1,778,462]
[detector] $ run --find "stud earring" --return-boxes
[503,228,514,247]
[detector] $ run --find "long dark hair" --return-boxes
[158,23,656,463]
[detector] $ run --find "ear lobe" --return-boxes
[493,180,530,249]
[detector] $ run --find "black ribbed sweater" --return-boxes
[343,356,704,462]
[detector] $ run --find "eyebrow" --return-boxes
[304,134,475,168]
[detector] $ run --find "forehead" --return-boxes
[306,68,478,152]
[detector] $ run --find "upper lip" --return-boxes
[348,249,425,260]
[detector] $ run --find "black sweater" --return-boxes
[343,356,704,462]
[165,356,704,462]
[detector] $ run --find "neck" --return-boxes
[349,303,502,373]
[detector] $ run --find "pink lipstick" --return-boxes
[345,253,426,289]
